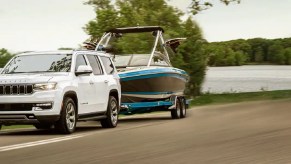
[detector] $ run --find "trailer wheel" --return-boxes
[171,98,181,119]
[180,97,186,118]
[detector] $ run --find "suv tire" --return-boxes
[55,97,77,134]
[100,96,119,128]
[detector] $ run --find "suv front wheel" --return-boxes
[55,97,77,134]
[100,96,119,128]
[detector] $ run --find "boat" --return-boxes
[95,26,189,103]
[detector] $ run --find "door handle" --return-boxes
[104,80,109,83]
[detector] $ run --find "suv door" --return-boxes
[99,56,119,107]
[86,54,110,112]
[75,54,97,114]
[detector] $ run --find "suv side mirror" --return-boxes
[75,65,93,76]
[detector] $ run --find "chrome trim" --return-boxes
[0,84,34,95]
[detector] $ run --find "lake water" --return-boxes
[202,65,291,93]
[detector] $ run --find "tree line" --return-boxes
[3,37,290,68]
[207,38,291,66]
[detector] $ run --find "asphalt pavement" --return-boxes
[1,99,291,163]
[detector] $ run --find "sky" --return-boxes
[0,0,291,52]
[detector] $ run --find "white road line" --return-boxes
[0,134,86,152]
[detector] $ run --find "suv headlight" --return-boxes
[33,83,57,91]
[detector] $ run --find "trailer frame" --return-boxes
[120,95,190,119]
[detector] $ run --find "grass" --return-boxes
[191,90,291,106]
[2,125,33,130]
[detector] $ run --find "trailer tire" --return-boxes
[171,98,181,119]
[180,97,186,118]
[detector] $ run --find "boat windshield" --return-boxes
[113,55,132,67]
[114,53,170,67]
[1,54,72,74]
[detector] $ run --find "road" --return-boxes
[1,99,291,163]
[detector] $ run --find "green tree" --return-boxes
[206,44,245,66]
[175,18,207,96]
[85,0,120,39]
[268,42,285,64]
[247,38,270,62]
[253,47,264,62]
[206,44,221,66]
[274,53,286,65]
[0,48,14,67]
[189,0,241,15]
[85,0,183,39]
[207,37,291,65]
[280,38,291,49]
[85,0,184,53]
[283,48,291,65]
[225,39,250,62]
[234,51,247,66]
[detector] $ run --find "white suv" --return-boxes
[0,50,121,134]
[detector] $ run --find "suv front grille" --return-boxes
[0,84,33,95]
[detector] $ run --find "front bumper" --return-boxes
[0,114,60,125]
[0,90,63,124]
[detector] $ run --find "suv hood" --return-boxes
[0,73,69,84]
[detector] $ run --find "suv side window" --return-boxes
[100,56,115,74]
[75,55,87,71]
[86,55,103,75]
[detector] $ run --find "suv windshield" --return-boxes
[2,54,72,74]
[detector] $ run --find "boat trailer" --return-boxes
[120,96,190,119]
